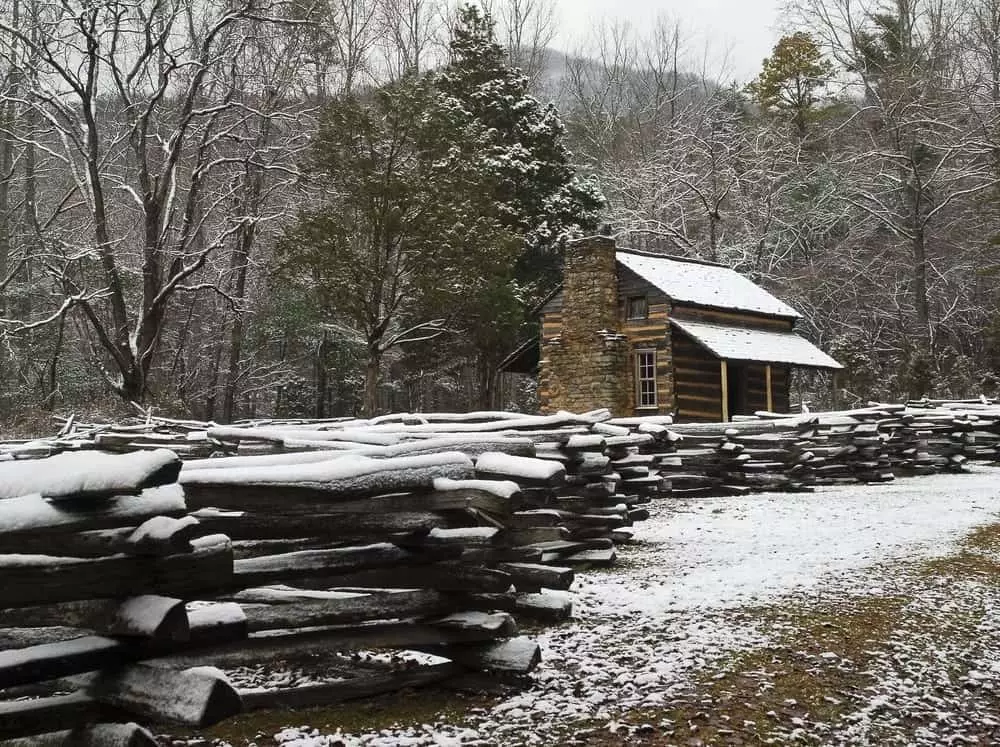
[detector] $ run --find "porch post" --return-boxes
[720,359,729,422]
[765,364,773,413]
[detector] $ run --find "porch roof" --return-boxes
[671,318,843,370]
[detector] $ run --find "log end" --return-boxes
[183,667,243,727]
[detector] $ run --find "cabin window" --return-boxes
[627,295,648,320]
[635,350,657,408]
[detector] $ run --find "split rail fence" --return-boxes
[0,400,997,744]
[0,410,666,745]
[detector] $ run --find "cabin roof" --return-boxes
[671,318,843,369]
[616,249,801,319]
[497,337,540,374]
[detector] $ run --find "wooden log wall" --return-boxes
[671,332,723,422]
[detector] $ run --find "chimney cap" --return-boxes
[570,231,616,248]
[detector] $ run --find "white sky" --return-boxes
[550,0,783,83]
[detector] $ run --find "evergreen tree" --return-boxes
[420,4,603,408]
[434,3,604,293]
[279,6,603,414]
[747,32,834,137]
[279,75,518,416]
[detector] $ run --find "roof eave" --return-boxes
[724,355,843,370]
[668,318,843,370]
[669,299,802,322]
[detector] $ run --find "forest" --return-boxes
[1,0,999,425]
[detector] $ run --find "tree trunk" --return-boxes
[221,285,247,423]
[119,365,146,405]
[363,348,382,417]
[203,325,224,422]
[0,0,17,291]
[41,313,65,410]
[911,225,930,335]
[314,330,330,418]
[477,354,495,410]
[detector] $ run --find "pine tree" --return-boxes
[280,6,603,413]
[747,32,834,137]
[412,4,604,408]
[434,3,604,293]
[279,75,518,416]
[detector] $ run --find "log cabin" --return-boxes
[500,234,842,422]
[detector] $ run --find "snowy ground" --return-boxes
[194,466,1000,746]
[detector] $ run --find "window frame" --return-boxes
[626,295,648,321]
[635,349,658,409]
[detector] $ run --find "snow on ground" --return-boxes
[608,468,1000,613]
[258,467,1000,746]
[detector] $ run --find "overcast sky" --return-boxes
[550,0,783,83]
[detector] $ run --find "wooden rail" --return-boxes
[2,402,996,743]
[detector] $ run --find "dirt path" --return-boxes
[184,467,1000,747]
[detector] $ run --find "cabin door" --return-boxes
[726,363,749,418]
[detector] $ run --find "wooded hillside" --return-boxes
[1,0,999,424]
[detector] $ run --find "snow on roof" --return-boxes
[671,318,842,369]
[616,250,801,318]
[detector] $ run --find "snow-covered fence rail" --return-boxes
[664,400,1000,493]
[0,411,670,742]
[0,452,246,745]
[5,400,998,503]
[4,403,996,739]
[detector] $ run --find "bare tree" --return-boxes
[0,0,311,404]
[377,0,444,78]
[482,0,556,85]
[795,0,999,389]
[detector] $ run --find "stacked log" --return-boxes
[715,429,816,491]
[0,451,245,743]
[0,449,560,743]
[795,419,892,484]
[169,409,661,573]
[664,400,1000,493]
[4,401,998,743]
[0,416,222,460]
[0,410,677,741]
[656,425,812,494]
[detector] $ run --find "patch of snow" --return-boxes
[185,601,246,627]
[473,452,563,481]
[627,468,1000,611]
[180,451,345,473]
[208,426,401,446]
[0,449,178,499]
[183,665,231,683]
[432,478,521,498]
[0,484,185,534]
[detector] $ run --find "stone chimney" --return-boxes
[561,234,619,344]
[538,233,630,415]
